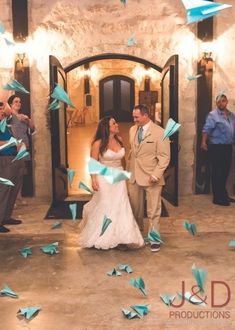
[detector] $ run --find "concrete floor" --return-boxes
[0,195,235,330]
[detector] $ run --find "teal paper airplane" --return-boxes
[0,284,18,298]
[11,144,29,162]
[187,74,202,80]
[20,246,32,258]
[0,117,7,133]
[181,0,232,24]
[117,264,133,273]
[67,168,75,187]
[100,215,112,236]
[51,221,62,229]
[127,34,137,47]
[183,220,197,236]
[122,308,140,319]
[69,203,77,221]
[3,79,29,94]
[107,268,122,276]
[78,181,93,194]
[0,177,14,186]
[129,277,147,296]
[146,228,164,244]
[40,242,59,255]
[51,83,75,108]
[48,99,60,111]
[163,118,181,140]
[229,239,235,247]
[17,306,41,320]
[160,294,176,306]
[130,304,150,318]
[192,263,207,294]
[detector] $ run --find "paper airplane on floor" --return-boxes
[129,277,147,296]
[107,268,122,276]
[20,246,32,258]
[130,304,150,318]
[163,118,181,140]
[183,220,197,236]
[51,83,75,108]
[122,308,140,319]
[11,144,29,162]
[40,242,59,255]
[192,263,207,294]
[181,0,232,24]
[0,177,14,186]
[3,79,29,94]
[117,264,133,273]
[17,306,41,320]
[160,294,176,306]
[0,284,18,298]
[100,215,112,236]
[4,38,15,46]
[229,239,235,247]
[51,221,62,229]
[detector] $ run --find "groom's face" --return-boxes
[133,109,149,127]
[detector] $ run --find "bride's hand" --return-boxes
[91,176,99,191]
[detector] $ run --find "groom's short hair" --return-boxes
[134,104,150,117]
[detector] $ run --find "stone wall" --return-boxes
[1,0,234,199]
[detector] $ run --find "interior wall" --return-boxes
[67,59,161,124]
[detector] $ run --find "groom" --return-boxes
[128,104,170,252]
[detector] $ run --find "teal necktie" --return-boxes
[138,127,143,144]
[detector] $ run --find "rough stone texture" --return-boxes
[0,0,234,197]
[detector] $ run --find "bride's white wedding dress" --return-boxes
[79,148,144,249]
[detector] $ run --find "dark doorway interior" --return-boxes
[99,75,134,122]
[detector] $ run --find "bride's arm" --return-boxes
[90,140,101,191]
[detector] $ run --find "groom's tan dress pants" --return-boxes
[128,182,162,232]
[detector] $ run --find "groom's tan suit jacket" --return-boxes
[128,121,170,186]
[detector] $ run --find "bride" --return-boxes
[78,116,144,250]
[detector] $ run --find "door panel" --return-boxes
[49,55,68,202]
[100,75,134,122]
[161,55,179,206]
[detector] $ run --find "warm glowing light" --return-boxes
[132,65,160,85]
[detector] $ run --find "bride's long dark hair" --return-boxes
[92,116,123,154]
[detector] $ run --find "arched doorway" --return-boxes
[46,53,179,219]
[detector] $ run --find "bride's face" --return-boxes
[109,118,119,135]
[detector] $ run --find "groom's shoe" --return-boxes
[150,242,160,252]
[0,225,10,233]
[3,218,22,225]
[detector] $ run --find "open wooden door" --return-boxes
[49,55,68,203]
[161,55,179,206]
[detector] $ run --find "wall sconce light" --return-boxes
[84,63,90,94]
[17,53,26,66]
[199,42,214,72]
